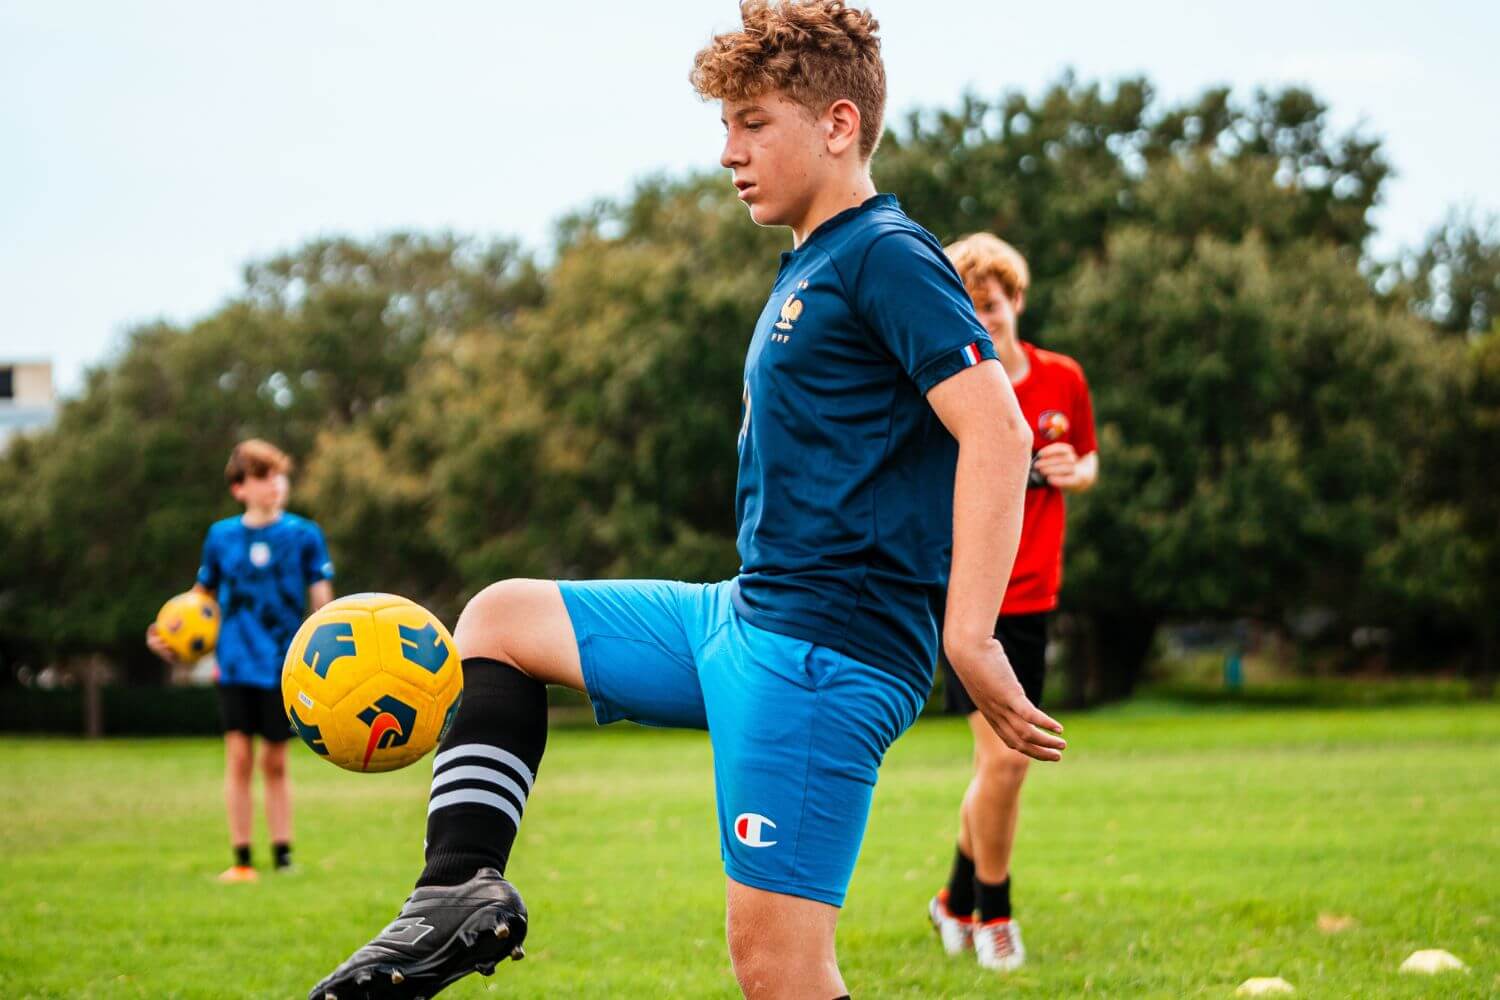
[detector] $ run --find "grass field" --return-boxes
[2,698,1496,998]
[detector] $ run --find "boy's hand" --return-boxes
[946,635,1065,762]
[145,624,178,665]
[1033,442,1081,489]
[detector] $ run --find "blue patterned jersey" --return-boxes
[197,513,334,689]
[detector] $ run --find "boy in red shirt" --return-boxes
[929,233,1098,971]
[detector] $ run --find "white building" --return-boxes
[0,360,58,449]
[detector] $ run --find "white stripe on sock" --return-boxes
[429,764,529,810]
[432,743,535,791]
[427,788,522,829]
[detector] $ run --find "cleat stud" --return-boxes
[478,962,497,976]
[391,970,405,984]
[324,993,338,1000]
[511,946,525,961]
[494,922,510,939]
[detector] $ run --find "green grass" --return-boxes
[1,701,1496,998]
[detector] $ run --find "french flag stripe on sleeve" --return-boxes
[961,342,983,367]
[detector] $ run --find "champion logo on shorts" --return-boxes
[734,812,778,848]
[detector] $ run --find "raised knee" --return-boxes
[454,578,536,661]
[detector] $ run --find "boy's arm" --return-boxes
[1077,450,1098,489]
[927,360,1067,761]
[302,523,335,613]
[308,580,334,613]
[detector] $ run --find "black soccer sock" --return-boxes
[944,845,976,916]
[272,841,292,869]
[977,875,1012,923]
[418,657,548,888]
[233,843,252,868]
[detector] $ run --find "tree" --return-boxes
[1048,229,1440,702]
[877,78,1388,339]
[1401,209,1500,337]
[1371,325,1500,694]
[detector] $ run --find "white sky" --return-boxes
[3,0,1496,395]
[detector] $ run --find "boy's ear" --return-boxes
[1013,290,1027,316]
[824,98,862,156]
[229,481,246,503]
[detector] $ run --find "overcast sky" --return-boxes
[3,0,1496,395]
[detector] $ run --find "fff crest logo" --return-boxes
[771,280,810,344]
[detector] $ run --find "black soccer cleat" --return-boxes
[308,867,528,1000]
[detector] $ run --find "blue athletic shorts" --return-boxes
[558,578,926,907]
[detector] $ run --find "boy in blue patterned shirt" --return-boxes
[147,439,334,881]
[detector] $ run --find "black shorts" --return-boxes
[217,684,292,742]
[941,612,1049,714]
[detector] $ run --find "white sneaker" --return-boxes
[928,891,975,955]
[974,918,1025,972]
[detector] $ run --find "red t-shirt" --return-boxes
[1001,341,1097,616]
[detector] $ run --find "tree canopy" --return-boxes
[1,78,1492,699]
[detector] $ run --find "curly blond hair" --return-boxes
[945,233,1031,304]
[690,1,886,160]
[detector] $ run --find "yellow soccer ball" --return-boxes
[281,593,463,772]
[155,591,220,661]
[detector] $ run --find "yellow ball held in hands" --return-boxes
[155,591,220,662]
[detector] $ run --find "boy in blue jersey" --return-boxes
[309,3,1063,998]
[147,439,334,882]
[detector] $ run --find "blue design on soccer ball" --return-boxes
[289,705,330,755]
[303,621,356,679]
[357,695,417,750]
[398,622,449,674]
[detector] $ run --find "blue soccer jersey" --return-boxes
[732,194,997,691]
[197,513,334,689]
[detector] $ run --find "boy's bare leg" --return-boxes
[960,711,1030,884]
[726,880,845,1000]
[224,732,254,850]
[261,740,292,847]
[452,578,584,689]
[957,711,1031,971]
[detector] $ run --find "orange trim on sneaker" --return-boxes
[935,889,976,925]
